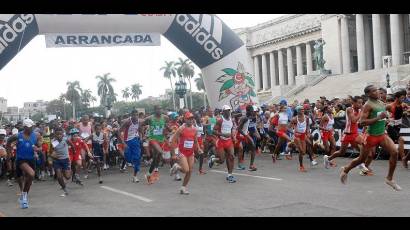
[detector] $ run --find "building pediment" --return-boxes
[246,14,323,48]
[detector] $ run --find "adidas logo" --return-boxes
[175,14,223,60]
[0,14,35,55]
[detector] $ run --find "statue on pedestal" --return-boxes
[314,39,326,74]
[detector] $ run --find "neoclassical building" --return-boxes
[235,14,410,103]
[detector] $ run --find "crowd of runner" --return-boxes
[1,84,410,209]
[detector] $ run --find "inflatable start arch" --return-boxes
[0,14,258,110]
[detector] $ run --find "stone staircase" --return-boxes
[258,64,410,105]
[287,64,410,102]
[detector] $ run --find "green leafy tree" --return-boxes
[122,87,131,102]
[175,58,195,109]
[195,73,207,107]
[160,61,177,110]
[131,83,143,101]
[66,81,82,120]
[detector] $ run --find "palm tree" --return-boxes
[90,96,97,108]
[160,61,177,110]
[175,58,195,109]
[195,73,207,107]
[58,93,67,119]
[131,83,143,101]
[81,89,93,108]
[122,87,131,102]
[66,81,82,120]
[96,73,116,117]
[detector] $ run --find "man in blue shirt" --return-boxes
[6,119,42,209]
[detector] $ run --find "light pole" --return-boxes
[386,72,392,94]
[175,76,187,110]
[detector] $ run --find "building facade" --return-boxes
[236,14,410,103]
[0,97,7,113]
[20,100,48,119]
[3,106,22,122]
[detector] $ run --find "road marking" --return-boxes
[209,170,283,181]
[100,186,153,203]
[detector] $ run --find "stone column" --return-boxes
[364,15,373,70]
[380,14,388,57]
[356,14,366,72]
[269,51,277,86]
[306,42,313,74]
[261,53,268,90]
[278,49,285,86]
[253,56,261,90]
[372,14,382,69]
[390,14,402,66]
[287,47,295,85]
[340,15,351,73]
[296,45,303,76]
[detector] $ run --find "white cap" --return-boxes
[23,119,34,128]
[12,128,18,135]
[0,129,6,135]
[222,105,231,111]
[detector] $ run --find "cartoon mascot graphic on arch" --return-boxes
[216,62,256,111]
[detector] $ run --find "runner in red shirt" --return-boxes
[170,112,202,195]
[324,96,364,169]
[68,128,92,185]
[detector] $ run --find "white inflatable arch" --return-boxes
[0,14,258,110]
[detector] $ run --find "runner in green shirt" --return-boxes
[340,85,401,191]
[142,105,170,184]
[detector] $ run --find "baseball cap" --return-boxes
[23,119,34,128]
[222,105,231,111]
[0,129,6,135]
[12,128,18,135]
[303,104,310,110]
[69,128,80,135]
[295,105,304,113]
[280,99,287,105]
[184,112,194,119]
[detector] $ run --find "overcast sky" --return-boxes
[0,14,284,108]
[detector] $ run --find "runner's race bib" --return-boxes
[183,140,194,149]
[52,140,59,148]
[81,133,90,139]
[222,126,231,134]
[264,123,269,128]
[163,151,171,160]
[153,127,163,136]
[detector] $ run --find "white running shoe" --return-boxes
[358,163,369,172]
[385,179,402,191]
[170,163,179,176]
[7,179,13,187]
[311,160,318,166]
[180,187,190,195]
[60,188,68,197]
[132,176,140,183]
[84,175,89,179]
[323,155,330,169]
[174,173,182,181]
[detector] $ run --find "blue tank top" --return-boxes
[16,131,37,160]
[248,117,257,133]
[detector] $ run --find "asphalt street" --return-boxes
[1,154,409,217]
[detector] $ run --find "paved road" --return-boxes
[1,154,409,217]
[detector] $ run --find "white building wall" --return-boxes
[321,15,343,74]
